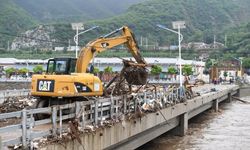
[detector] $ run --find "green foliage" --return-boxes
[0,0,37,48]
[151,65,162,75]
[2,0,250,60]
[33,65,44,74]
[223,71,228,78]
[104,66,113,73]
[93,67,100,74]
[5,67,16,77]
[167,66,177,75]
[46,50,53,55]
[243,58,250,69]
[205,59,213,69]
[182,65,193,76]
[81,0,250,45]
[19,68,29,74]
[225,22,250,56]
[12,0,144,23]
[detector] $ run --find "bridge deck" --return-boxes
[36,84,239,150]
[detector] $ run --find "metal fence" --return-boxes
[0,89,30,103]
[0,86,185,149]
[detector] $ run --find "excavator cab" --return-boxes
[46,58,77,75]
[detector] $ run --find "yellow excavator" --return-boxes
[31,26,148,118]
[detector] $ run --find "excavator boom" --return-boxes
[76,26,146,73]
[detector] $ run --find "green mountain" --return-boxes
[94,0,250,44]
[224,23,250,56]
[0,0,145,48]
[45,0,250,48]
[2,0,250,50]
[0,0,37,49]
[13,0,146,23]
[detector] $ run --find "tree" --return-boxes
[151,65,162,75]
[93,67,100,74]
[5,67,17,77]
[104,66,113,74]
[205,59,213,69]
[182,65,193,76]
[191,30,203,42]
[33,65,44,74]
[223,71,228,79]
[19,68,29,74]
[167,66,177,75]
[243,58,250,69]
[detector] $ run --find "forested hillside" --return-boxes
[224,23,250,56]
[1,0,250,50]
[13,0,145,22]
[48,0,250,47]
[0,0,37,48]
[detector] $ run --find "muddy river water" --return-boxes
[138,95,250,150]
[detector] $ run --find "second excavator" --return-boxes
[31,26,148,118]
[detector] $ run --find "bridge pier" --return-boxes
[236,89,240,97]
[172,112,188,136]
[227,93,232,103]
[213,99,219,112]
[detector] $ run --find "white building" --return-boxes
[54,47,65,51]
[0,57,205,79]
[67,46,80,51]
[93,57,205,78]
[0,58,47,71]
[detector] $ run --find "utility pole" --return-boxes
[213,35,216,49]
[224,34,227,47]
[140,36,143,46]
[7,41,10,51]
[68,39,71,51]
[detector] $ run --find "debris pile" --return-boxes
[0,97,35,113]
[121,59,148,85]
[104,59,148,96]
[122,65,148,85]
[0,97,36,127]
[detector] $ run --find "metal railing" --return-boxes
[0,86,186,149]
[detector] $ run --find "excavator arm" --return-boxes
[76,26,146,73]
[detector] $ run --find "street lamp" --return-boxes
[233,57,243,77]
[157,21,186,88]
[71,23,99,58]
[71,23,84,58]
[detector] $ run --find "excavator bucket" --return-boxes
[121,60,148,85]
[123,65,148,85]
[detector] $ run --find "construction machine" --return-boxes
[31,26,148,118]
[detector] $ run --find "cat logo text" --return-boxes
[37,80,55,92]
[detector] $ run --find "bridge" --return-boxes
[0,84,239,150]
